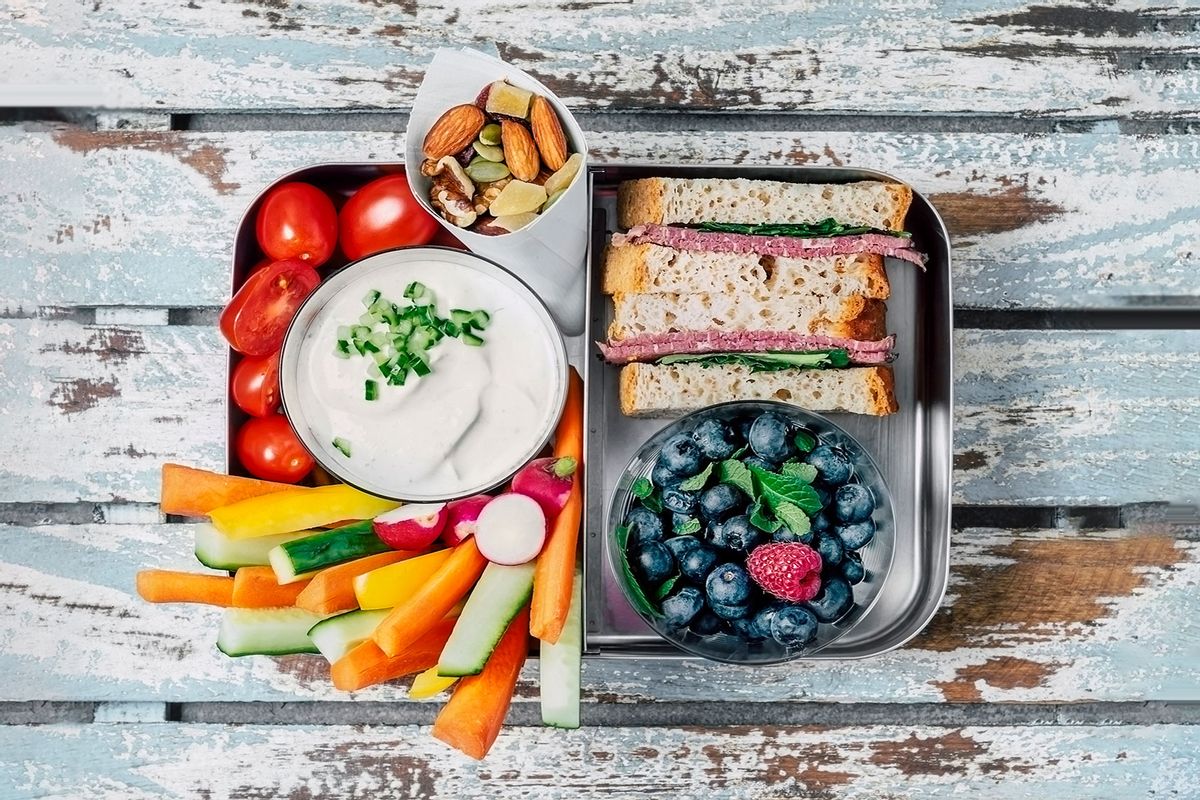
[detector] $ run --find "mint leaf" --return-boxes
[678,462,713,491]
[793,430,818,454]
[631,477,653,499]
[749,498,782,533]
[654,574,680,601]
[718,459,755,497]
[775,502,812,540]
[782,462,818,484]
[748,464,823,515]
[615,524,658,616]
[641,493,663,514]
[673,517,702,536]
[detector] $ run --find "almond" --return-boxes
[529,95,568,172]
[501,120,540,182]
[423,104,485,160]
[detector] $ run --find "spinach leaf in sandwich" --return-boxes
[655,350,851,372]
[697,218,912,239]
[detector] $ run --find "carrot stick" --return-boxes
[530,367,584,643]
[331,617,457,692]
[372,539,487,657]
[136,569,235,606]
[294,551,412,616]
[160,464,299,517]
[432,605,530,760]
[231,566,310,608]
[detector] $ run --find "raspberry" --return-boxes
[746,542,823,602]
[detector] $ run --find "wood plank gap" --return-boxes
[956,308,1200,329]
[0,502,159,526]
[92,702,168,723]
[169,111,1200,136]
[0,702,94,725]
[175,701,1200,727]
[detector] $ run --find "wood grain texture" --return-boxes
[2,126,1198,312]
[2,522,1195,703]
[3,319,1197,506]
[2,0,1198,115]
[1,722,1197,798]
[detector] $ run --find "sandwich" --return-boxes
[599,177,923,417]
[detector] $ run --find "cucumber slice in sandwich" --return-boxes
[656,350,851,372]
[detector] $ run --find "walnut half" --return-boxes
[425,156,477,228]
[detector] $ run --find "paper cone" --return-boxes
[406,48,590,335]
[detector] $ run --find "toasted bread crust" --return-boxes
[619,363,899,417]
[881,183,913,231]
[617,179,666,230]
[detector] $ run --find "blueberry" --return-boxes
[679,545,719,583]
[840,552,866,584]
[805,576,853,623]
[742,455,778,473]
[628,506,667,551]
[624,506,664,546]
[634,541,674,586]
[690,611,725,636]
[749,412,794,462]
[834,484,874,523]
[710,514,763,553]
[810,510,834,534]
[733,604,780,641]
[699,483,746,523]
[806,445,853,486]
[837,520,876,550]
[705,562,751,606]
[658,433,703,477]
[772,527,800,543]
[692,418,739,461]
[664,535,702,562]
[662,487,699,515]
[672,511,697,531]
[814,532,845,566]
[710,600,751,620]
[770,605,819,646]
[660,587,704,629]
[652,461,681,488]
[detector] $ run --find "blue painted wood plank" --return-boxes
[1,722,1197,797]
[1,522,1194,703]
[1,0,1197,115]
[1,127,1197,312]
[3,320,1197,506]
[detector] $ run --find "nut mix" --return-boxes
[421,80,583,235]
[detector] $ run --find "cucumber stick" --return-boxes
[539,570,582,729]
[216,607,324,656]
[438,562,534,677]
[268,520,389,584]
[308,609,390,663]
[194,524,316,571]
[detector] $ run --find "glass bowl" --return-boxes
[606,401,895,664]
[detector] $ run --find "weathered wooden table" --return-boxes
[2,3,1199,796]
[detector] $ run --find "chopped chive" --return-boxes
[470,310,490,330]
[332,437,352,457]
[364,380,378,401]
[450,308,474,325]
[362,289,381,307]
[403,281,425,300]
[412,357,432,377]
[462,332,484,347]
[334,339,352,358]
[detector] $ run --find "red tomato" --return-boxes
[230,352,281,417]
[339,175,439,260]
[219,259,321,356]
[256,182,338,266]
[235,414,313,483]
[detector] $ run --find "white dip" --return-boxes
[296,255,563,499]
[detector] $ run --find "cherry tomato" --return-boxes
[339,175,439,261]
[220,259,321,356]
[235,414,313,483]
[230,352,281,417]
[256,182,338,266]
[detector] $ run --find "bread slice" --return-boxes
[607,292,887,343]
[620,362,898,417]
[617,178,912,231]
[603,242,889,300]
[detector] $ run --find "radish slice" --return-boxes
[373,503,448,550]
[443,494,493,547]
[474,494,546,565]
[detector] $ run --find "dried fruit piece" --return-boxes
[476,212,539,235]
[500,120,540,182]
[488,180,547,217]
[541,188,567,213]
[423,105,486,160]
[543,152,584,197]
[484,81,534,119]
[529,95,568,172]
